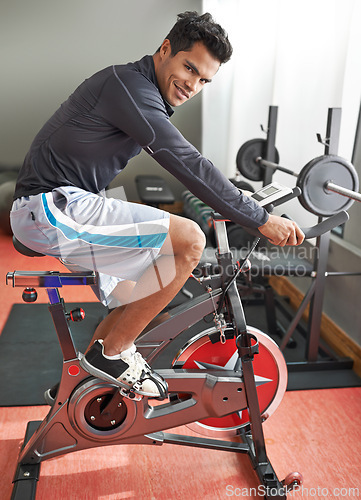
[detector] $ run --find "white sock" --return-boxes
[120,344,136,358]
[96,339,137,360]
[97,339,124,360]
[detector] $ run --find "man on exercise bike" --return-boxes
[10,11,304,400]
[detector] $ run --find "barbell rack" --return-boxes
[237,106,359,373]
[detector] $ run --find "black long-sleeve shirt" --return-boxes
[14,55,268,228]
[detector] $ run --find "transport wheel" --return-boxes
[282,471,303,491]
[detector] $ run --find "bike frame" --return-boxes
[7,217,288,500]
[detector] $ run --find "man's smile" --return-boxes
[174,83,190,100]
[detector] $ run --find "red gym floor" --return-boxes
[0,231,361,500]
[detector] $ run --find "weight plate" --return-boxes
[236,138,280,182]
[297,155,359,217]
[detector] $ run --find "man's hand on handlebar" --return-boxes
[258,214,305,247]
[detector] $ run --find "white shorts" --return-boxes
[10,186,170,307]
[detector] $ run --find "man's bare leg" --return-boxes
[87,214,206,356]
[86,281,135,351]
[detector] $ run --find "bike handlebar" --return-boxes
[262,186,350,238]
[267,186,349,239]
[212,209,349,240]
[300,210,349,239]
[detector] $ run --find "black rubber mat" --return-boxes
[0,302,106,406]
[243,299,361,391]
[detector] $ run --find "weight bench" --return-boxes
[135,175,175,208]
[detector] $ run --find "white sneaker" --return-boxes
[119,350,167,398]
[80,340,168,399]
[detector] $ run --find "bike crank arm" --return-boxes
[118,369,247,441]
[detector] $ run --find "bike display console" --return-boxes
[250,182,293,206]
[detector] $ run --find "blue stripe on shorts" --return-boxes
[41,193,167,249]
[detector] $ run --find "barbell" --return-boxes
[236,138,360,217]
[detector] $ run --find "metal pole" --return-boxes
[307,229,330,361]
[325,108,341,155]
[257,158,298,177]
[307,107,341,362]
[264,106,278,186]
[325,181,361,202]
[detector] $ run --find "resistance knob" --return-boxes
[66,308,85,322]
[22,287,38,303]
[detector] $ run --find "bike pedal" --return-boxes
[119,387,143,401]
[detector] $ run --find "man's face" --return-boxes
[155,40,221,107]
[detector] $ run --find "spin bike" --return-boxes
[7,184,348,500]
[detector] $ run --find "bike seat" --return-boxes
[12,236,45,257]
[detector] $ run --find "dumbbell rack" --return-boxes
[251,106,355,372]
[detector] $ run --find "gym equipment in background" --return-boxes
[182,178,256,249]
[236,109,360,217]
[236,106,361,366]
[135,175,175,208]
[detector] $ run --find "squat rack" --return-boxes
[242,106,359,370]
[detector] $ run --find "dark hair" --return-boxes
[161,11,233,64]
